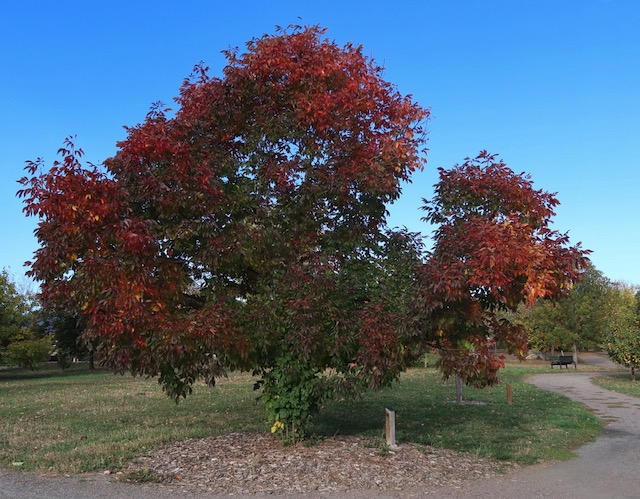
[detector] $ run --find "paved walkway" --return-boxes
[2,357,640,498]
[424,371,640,498]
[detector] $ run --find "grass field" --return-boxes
[592,372,640,397]
[0,362,601,473]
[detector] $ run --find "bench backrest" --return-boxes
[558,355,574,362]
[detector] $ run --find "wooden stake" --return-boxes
[385,407,398,449]
[506,383,513,405]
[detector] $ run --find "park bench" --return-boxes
[550,355,576,369]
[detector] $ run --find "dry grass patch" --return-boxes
[0,365,264,472]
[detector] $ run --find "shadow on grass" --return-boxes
[314,367,601,464]
[0,362,107,381]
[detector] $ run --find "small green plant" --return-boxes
[363,439,379,449]
[258,355,334,443]
[302,435,324,447]
[377,443,392,456]
[363,438,392,456]
[120,469,167,483]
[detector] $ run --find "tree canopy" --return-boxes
[607,285,640,380]
[19,26,428,438]
[419,152,589,387]
[519,264,613,352]
[0,270,50,369]
[0,270,32,350]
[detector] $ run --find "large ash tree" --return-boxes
[19,26,428,438]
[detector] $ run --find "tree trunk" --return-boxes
[455,374,463,403]
[88,350,95,370]
[631,366,636,382]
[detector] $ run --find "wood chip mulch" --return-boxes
[120,433,514,496]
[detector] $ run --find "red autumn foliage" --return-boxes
[420,151,590,387]
[18,25,588,416]
[18,26,428,399]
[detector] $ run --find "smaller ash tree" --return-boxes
[19,26,428,439]
[419,152,589,395]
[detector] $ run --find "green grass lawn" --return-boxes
[316,366,601,465]
[592,372,640,397]
[0,362,601,473]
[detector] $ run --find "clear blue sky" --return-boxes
[2,0,638,286]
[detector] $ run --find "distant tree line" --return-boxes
[0,269,87,369]
[511,264,640,379]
